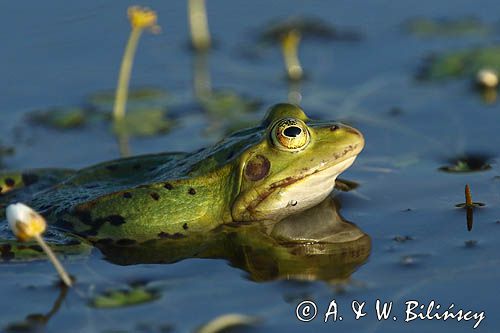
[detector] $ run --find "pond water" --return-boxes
[1,0,499,332]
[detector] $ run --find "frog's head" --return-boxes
[231,103,364,222]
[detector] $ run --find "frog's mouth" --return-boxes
[234,143,362,221]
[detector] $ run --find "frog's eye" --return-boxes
[271,118,310,151]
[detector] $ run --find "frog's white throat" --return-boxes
[259,156,358,221]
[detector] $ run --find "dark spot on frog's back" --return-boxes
[105,215,126,226]
[95,238,114,246]
[150,192,160,200]
[5,178,15,187]
[188,188,196,195]
[74,208,92,224]
[164,182,173,190]
[183,223,188,230]
[22,173,39,186]
[244,155,270,181]
[123,192,132,199]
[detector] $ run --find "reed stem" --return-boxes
[282,30,303,81]
[113,27,143,121]
[188,0,211,51]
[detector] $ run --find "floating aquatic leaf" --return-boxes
[199,90,262,136]
[418,46,500,80]
[112,107,172,137]
[405,17,492,37]
[439,155,492,173]
[87,87,171,113]
[199,90,261,117]
[0,227,91,263]
[0,145,14,157]
[27,107,99,130]
[90,286,160,308]
[259,16,362,44]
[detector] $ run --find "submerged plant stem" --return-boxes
[188,0,211,51]
[34,234,73,287]
[113,27,143,121]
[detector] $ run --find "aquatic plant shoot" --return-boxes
[113,6,160,122]
[6,203,73,287]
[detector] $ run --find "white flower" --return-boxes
[6,202,46,242]
[476,68,498,88]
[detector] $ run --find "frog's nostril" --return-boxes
[330,125,339,131]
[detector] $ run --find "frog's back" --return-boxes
[27,128,262,242]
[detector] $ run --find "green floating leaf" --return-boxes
[87,87,170,112]
[439,155,492,173]
[406,17,492,37]
[199,90,261,117]
[419,46,500,80]
[27,107,94,130]
[0,145,14,157]
[198,90,262,137]
[0,228,91,263]
[259,16,362,43]
[112,108,172,137]
[90,286,160,309]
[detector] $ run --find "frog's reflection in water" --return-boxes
[99,196,371,283]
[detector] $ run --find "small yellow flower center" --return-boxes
[15,212,47,242]
[127,6,160,32]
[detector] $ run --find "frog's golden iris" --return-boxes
[271,118,310,151]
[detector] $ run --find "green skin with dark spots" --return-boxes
[0,104,364,251]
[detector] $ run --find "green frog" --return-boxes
[0,103,364,250]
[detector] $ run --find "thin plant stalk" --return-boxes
[113,27,143,121]
[188,0,211,51]
[33,234,73,287]
[282,30,303,81]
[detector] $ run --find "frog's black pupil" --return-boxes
[283,126,302,138]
